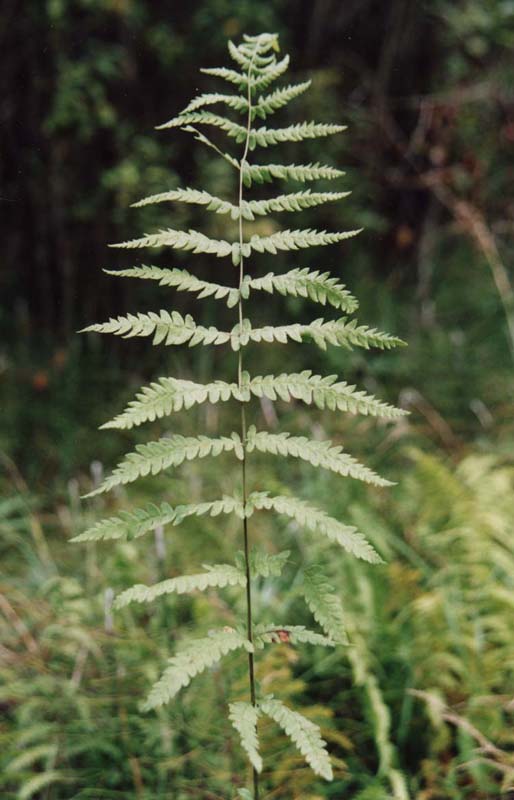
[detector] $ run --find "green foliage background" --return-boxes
[1,1,513,798]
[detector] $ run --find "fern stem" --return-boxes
[237,47,260,800]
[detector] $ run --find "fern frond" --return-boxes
[246,427,392,488]
[248,227,361,255]
[104,266,240,307]
[78,31,404,791]
[157,113,344,151]
[247,371,406,418]
[100,377,242,430]
[260,697,333,781]
[247,547,290,578]
[249,493,382,564]
[248,121,346,149]
[245,318,404,351]
[228,40,276,73]
[229,702,262,773]
[109,228,232,257]
[255,624,334,648]
[104,266,358,313]
[302,566,348,644]
[102,370,404,431]
[83,313,402,353]
[250,54,290,91]
[115,564,246,608]
[71,496,246,542]
[156,111,247,140]
[248,267,357,311]
[131,187,239,218]
[245,189,350,217]
[200,66,246,87]
[80,310,231,347]
[84,433,243,497]
[132,189,348,220]
[253,81,311,119]
[242,161,345,186]
[143,630,253,710]
[181,92,247,115]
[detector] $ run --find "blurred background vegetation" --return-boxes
[1,1,514,798]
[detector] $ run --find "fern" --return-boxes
[246,427,392,487]
[260,696,333,780]
[302,566,348,644]
[229,702,263,773]
[143,629,253,710]
[115,563,246,608]
[72,496,245,543]
[76,32,405,797]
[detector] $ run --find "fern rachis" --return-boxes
[76,32,405,798]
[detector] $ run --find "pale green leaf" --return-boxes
[260,696,333,781]
[109,228,232,257]
[229,701,262,773]
[246,427,392,489]
[143,630,253,709]
[83,433,243,498]
[115,564,246,608]
[302,566,348,644]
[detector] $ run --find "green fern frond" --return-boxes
[200,65,247,87]
[131,187,238,217]
[156,111,247,139]
[246,427,392,488]
[248,547,291,578]
[84,313,403,353]
[181,81,312,119]
[241,318,405,351]
[132,188,348,220]
[158,113,344,151]
[115,564,246,608]
[77,31,404,791]
[248,121,346,149]
[109,227,232,257]
[84,433,243,498]
[247,227,361,255]
[247,371,405,418]
[101,370,403,431]
[143,630,253,710]
[260,696,333,781]
[104,266,240,307]
[71,496,246,542]
[302,566,348,645]
[248,267,358,311]
[255,624,335,648]
[242,161,345,186]
[245,189,351,217]
[80,310,231,347]
[100,377,242,429]
[249,493,382,563]
[229,702,262,773]
[249,54,290,91]
[181,92,247,115]
[252,81,311,118]
[104,266,357,312]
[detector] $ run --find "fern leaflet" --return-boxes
[229,702,262,773]
[84,433,243,498]
[260,696,333,781]
[115,564,246,608]
[144,630,253,710]
[246,427,393,488]
[302,566,348,644]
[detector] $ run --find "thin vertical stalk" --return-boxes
[237,49,260,800]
